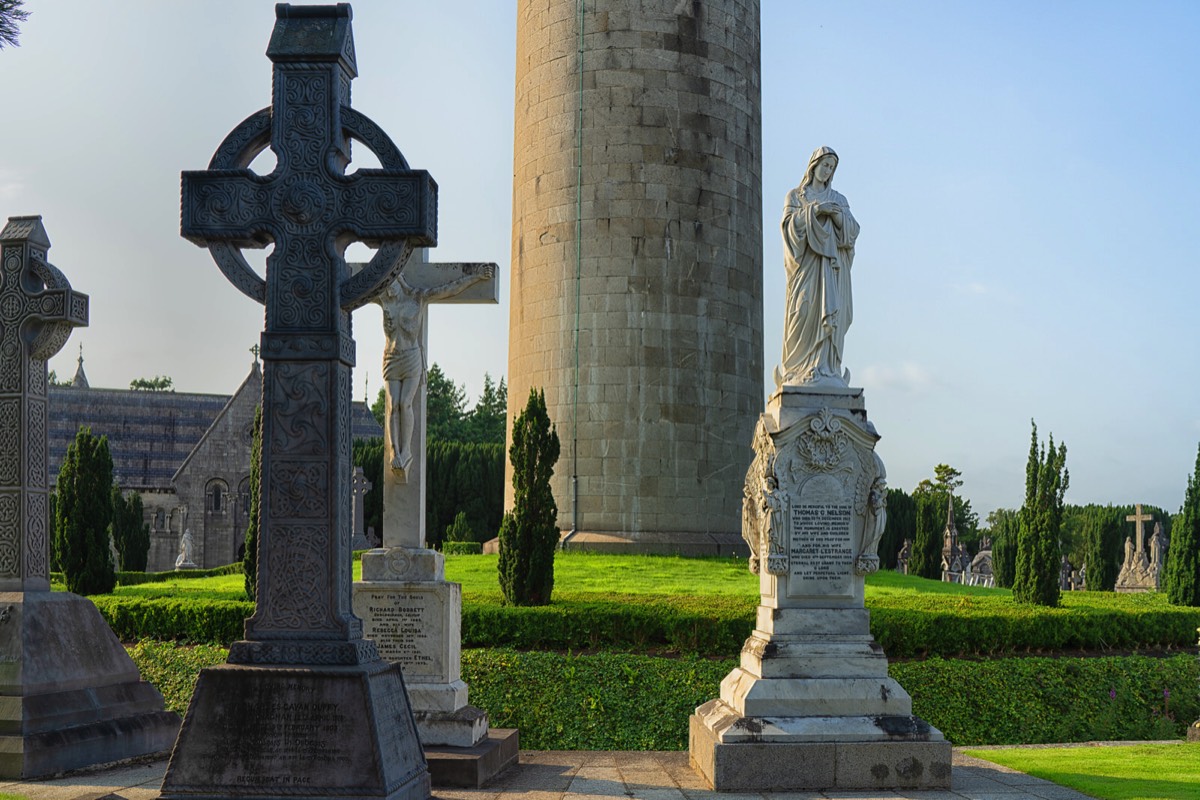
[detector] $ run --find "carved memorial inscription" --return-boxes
[788,475,854,597]
[183,672,374,790]
[358,589,444,679]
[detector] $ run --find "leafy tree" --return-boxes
[129,375,174,392]
[467,373,507,445]
[0,1,28,50]
[110,486,150,572]
[1013,421,1068,606]
[427,363,467,442]
[53,427,116,595]
[987,508,1020,588]
[47,369,69,387]
[371,387,386,429]
[243,406,261,601]
[498,388,560,605]
[1078,505,1123,591]
[913,464,980,549]
[1164,443,1200,606]
[352,436,384,542]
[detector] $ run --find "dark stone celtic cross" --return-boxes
[0,216,88,592]
[180,3,436,664]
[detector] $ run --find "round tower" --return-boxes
[508,0,763,551]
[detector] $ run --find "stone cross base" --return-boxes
[0,592,180,778]
[160,660,429,800]
[353,548,490,749]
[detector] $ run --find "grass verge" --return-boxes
[963,742,1200,800]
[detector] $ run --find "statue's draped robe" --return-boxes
[779,184,859,384]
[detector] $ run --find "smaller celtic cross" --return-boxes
[0,216,88,591]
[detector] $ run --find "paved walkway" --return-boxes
[0,750,1098,800]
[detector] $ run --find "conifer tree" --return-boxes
[110,486,150,572]
[1164,443,1200,606]
[988,508,1019,588]
[243,405,261,602]
[53,427,116,595]
[909,491,944,579]
[1080,505,1122,591]
[498,388,560,605]
[1013,421,1068,606]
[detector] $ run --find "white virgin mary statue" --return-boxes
[774,146,860,388]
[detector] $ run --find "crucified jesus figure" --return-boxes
[375,264,494,478]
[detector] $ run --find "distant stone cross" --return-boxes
[179,4,436,664]
[0,216,88,592]
[1126,504,1153,555]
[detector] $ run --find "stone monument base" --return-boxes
[354,548,496,749]
[0,591,180,779]
[426,728,519,788]
[160,654,429,800]
[1188,721,1200,743]
[689,709,951,791]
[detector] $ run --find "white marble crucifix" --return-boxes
[362,250,498,550]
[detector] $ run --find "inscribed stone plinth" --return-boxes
[0,216,179,778]
[688,386,950,791]
[160,7,432,800]
[353,252,507,765]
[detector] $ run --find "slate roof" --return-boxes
[48,377,383,492]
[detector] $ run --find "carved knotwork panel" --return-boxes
[258,524,332,631]
[269,362,330,456]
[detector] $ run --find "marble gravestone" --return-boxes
[351,250,519,787]
[689,148,951,792]
[0,216,180,777]
[160,7,434,800]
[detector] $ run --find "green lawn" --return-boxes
[964,743,1200,800]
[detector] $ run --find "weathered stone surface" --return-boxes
[508,0,764,547]
[424,728,518,789]
[0,215,178,779]
[160,662,427,800]
[0,592,179,778]
[690,385,948,790]
[689,711,951,791]
[162,6,433,798]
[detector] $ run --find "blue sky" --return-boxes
[3,1,1198,519]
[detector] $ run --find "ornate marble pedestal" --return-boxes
[689,386,950,792]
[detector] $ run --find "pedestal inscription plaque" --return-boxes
[357,588,444,677]
[788,501,853,597]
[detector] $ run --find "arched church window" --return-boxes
[154,509,165,530]
[206,480,229,513]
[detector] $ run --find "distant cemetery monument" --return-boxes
[160,7,434,799]
[689,148,951,792]
[1116,504,1168,592]
[46,356,381,571]
[352,249,519,786]
[508,0,764,555]
[0,216,179,777]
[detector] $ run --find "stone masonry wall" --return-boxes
[508,0,764,544]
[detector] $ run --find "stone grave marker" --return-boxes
[0,215,179,777]
[689,147,950,792]
[160,6,435,800]
[351,249,519,787]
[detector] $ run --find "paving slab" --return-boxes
[0,749,1101,800]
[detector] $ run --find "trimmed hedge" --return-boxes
[444,541,483,555]
[124,644,1200,750]
[94,587,1200,657]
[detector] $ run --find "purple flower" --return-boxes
[1109,689,1116,699]
[1164,688,1170,699]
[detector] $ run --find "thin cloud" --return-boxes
[859,362,937,394]
[0,170,22,200]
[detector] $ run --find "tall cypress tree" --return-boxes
[243,405,262,602]
[53,427,116,595]
[498,388,560,605]
[1164,443,1200,606]
[110,486,150,572]
[1013,421,1068,606]
[880,487,915,569]
[909,490,945,579]
[1080,505,1122,592]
